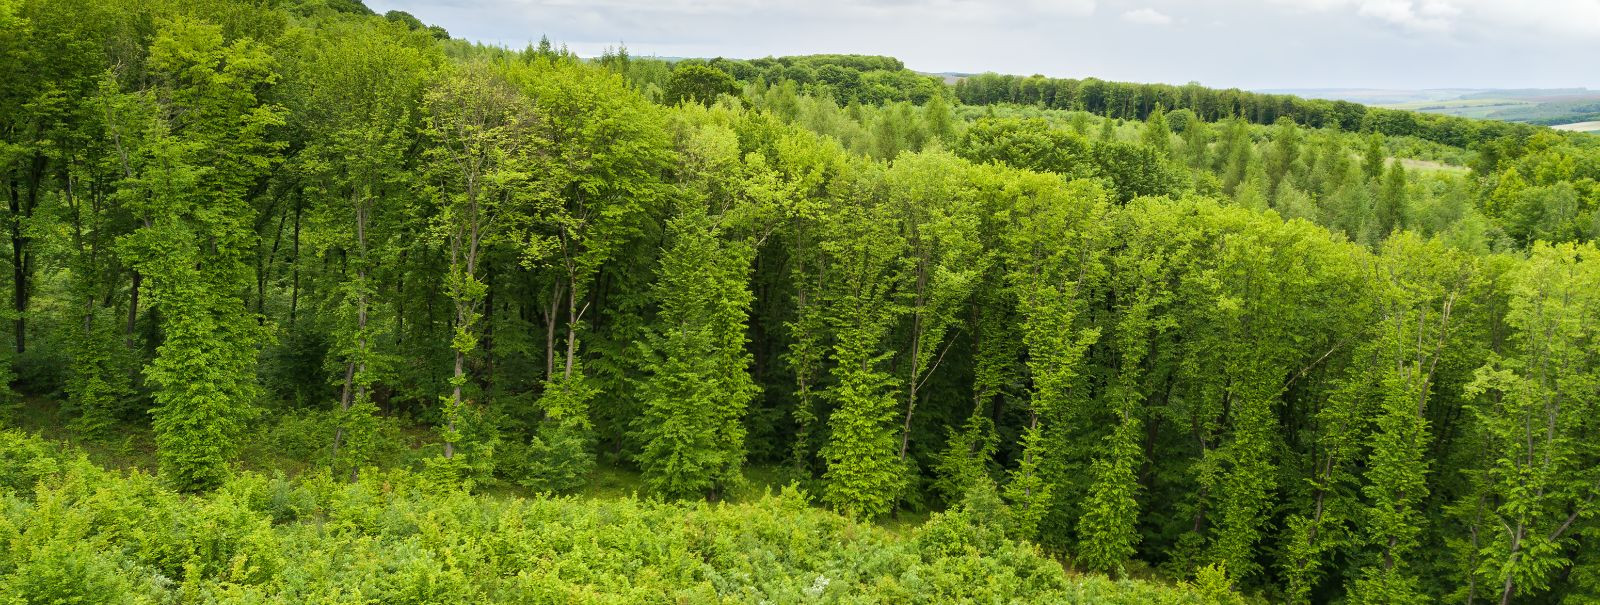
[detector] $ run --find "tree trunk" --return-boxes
[289,201,302,328]
[257,206,288,324]
[544,281,562,382]
[333,197,370,471]
[483,261,495,392]
[564,279,578,380]
[1498,522,1524,605]
[899,261,929,462]
[126,270,141,348]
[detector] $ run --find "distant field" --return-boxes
[1379,98,1535,120]
[1377,95,1600,123]
[1382,98,1532,110]
[1552,120,1600,133]
[1265,88,1600,126]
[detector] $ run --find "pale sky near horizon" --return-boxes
[364,0,1600,91]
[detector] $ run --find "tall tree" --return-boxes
[1464,242,1600,605]
[885,152,982,480]
[290,19,434,478]
[1350,234,1473,604]
[1141,103,1172,157]
[1001,176,1110,541]
[423,62,529,469]
[633,199,757,499]
[119,17,284,490]
[818,171,909,519]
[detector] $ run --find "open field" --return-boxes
[1552,120,1600,133]
[1378,94,1600,123]
[1266,88,1600,125]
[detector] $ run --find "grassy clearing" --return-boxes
[1397,157,1470,175]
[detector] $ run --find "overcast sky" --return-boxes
[365,0,1600,90]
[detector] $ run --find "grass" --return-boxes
[1397,157,1470,175]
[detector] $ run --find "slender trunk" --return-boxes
[446,187,484,459]
[1498,523,1525,605]
[125,270,141,348]
[9,178,26,354]
[333,196,370,469]
[899,263,928,462]
[564,278,578,380]
[395,248,406,347]
[446,255,463,460]
[446,342,462,459]
[544,281,561,382]
[289,201,302,328]
[483,261,495,392]
[258,206,288,324]
[332,359,354,462]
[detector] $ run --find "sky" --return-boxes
[364,0,1600,90]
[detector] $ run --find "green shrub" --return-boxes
[0,432,1215,603]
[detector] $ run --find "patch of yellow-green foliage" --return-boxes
[0,430,1221,604]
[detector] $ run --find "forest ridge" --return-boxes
[2,0,1599,603]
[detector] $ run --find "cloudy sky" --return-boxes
[365,0,1600,90]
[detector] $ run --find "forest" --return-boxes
[2,0,1599,603]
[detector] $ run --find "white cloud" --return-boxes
[368,0,1600,89]
[1121,7,1173,25]
[1356,0,1454,32]
[1271,0,1600,37]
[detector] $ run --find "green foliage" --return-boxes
[0,431,1217,603]
[633,200,757,499]
[120,16,283,491]
[516,367,598,493]
[665,63,739,107]
[1463,242,1600,603]
[8,1,1600,602]
[817,175,909,519]
[957,117,1095,178]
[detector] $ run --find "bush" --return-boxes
[0,431,1216,603]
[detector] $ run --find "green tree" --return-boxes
[1001,176,1110,541]
[1464,242,1600,604]
[665,63,738,107]
[519,56,670,484]
[1374,160,1407,238]
[818,179,909,519]
[1362,133,1386,180]
[120,17,283,490]
[289,19,434,479]
[1141,103,1172,157]
[633,199,758,500]
[422,62,530,475]
[885,152,982,489]
[1350,234,1474,604]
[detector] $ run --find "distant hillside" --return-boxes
[1262,87,1600,127]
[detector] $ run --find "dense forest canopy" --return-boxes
[2,0,1600,603]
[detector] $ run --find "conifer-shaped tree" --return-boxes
[634,200,758,499]
[121,18,283,490]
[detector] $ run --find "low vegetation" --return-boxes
[0,430,1225,604]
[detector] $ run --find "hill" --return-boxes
[1264,87,1600,126]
